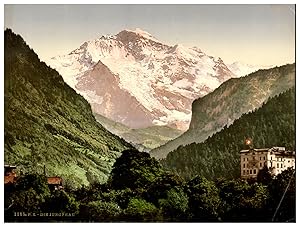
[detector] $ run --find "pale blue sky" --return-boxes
[4,4,295,65]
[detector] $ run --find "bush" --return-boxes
[44,190,79,214]
[10,188,47,213]
[124,198,158,221]
[158,187,189,221]
[185,176,221,221]
[80,200,121,222]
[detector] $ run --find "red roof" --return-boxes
[47,177,62,185]
[4,175,16,184]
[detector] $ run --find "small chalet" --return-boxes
[4,165,17,185]
[47,176,63,190]
[4,164,64,191]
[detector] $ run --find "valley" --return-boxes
[48,28,270,149]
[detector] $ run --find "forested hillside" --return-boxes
[161,87,295,180]
[151,64,295,159]
[4,29,132,188]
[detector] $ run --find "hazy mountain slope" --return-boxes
[228,61,273,77]
[4,29,132,188]
[151,64,295,159]
[49,28,235,131]
[94,113,183,151]
[160,87,295,180]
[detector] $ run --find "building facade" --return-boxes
[240,147,295,179]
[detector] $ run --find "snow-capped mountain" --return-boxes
[48,28,236,131]
[228,61,273,77]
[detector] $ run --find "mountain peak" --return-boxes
[125,28,151,35]
[48,28,237,131]
[120,28,159,42]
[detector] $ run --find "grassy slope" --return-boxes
[4,29,132,188]
[151,64,295,159]
[94,113,183,151]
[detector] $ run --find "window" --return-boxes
[254,169,256,174]
[281,164,283,168]
[247,158,248,161]
[260,163,262,167]
[288,160,290,163]
[243,164,245,168]
[243,170,246,175]
[260,157,261,160]
[264,157,265,160]
[250,170,252,174]
[253,157,255,160]
[271,157,272,160]
[243,158,245,161]
[247,170,249,174]
[277,163,279,168]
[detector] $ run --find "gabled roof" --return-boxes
[47,177,62,185]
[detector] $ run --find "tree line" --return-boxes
[5,149,295,222]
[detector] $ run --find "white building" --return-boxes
[240,147,295,179]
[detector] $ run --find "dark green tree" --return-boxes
[267,168,295,222]
[158,187,189,221]
[44,190,79,214]
[15,173,50,195]
[6,174,50,214]
[185,176,222,221]
[10,188,47,213]
[257,166,273,185]
[110,149,163,190]
[145,172,184,206]
[217,179,269,221]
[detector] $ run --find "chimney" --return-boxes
[43,165,46,176]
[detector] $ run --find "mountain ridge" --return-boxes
[150,63,295,159]
[160,86,295,180]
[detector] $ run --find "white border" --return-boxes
[1,1,297,226]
